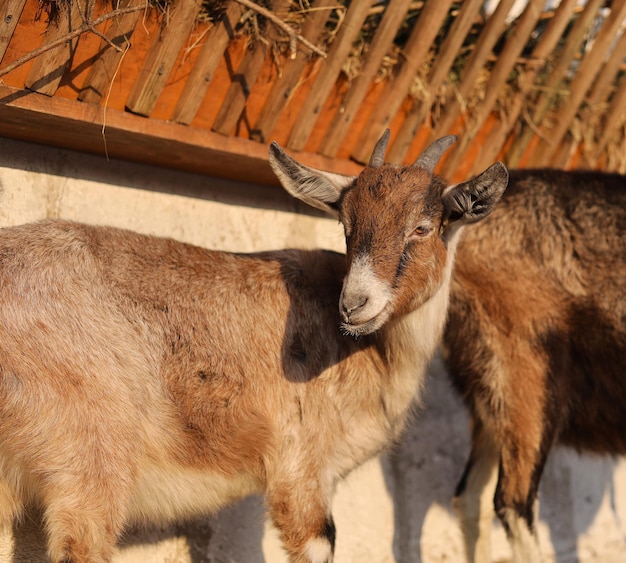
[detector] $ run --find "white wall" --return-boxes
[1,138,625,562]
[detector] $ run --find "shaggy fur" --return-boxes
[445,169,626,562]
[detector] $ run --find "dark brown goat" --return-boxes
[0,133,508,563]
[444,169,626,562]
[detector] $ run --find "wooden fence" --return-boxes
[1,0,625,182]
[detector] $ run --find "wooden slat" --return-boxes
[551,23,626,169]
[441,0,545,177]
[386,0,484,163]
[78,0,146,105]
[532,0,626,167]
[0,0,27,62]
[212,0,292,136]
[350,0,456,164]
[0,84,362,185]
[318,0,413,158]
[172,1,243,125]
[549,134,577,170]
[505,0,604,167]
[126,0,202,117]
[24,1,87,95]
[251,0,336,143]
[592,73,626,165]
[585,25,626,108]
[426,0,518,145]
[287,0,375,152]
[474,0,579,171]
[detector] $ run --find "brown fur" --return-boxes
[0,138,507,562]
[445,169,626,561]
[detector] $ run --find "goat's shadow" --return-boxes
[9,504,262,563]
[384,354,625,562]
[383,354,471,562]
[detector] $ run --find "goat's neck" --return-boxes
[378,237,460,425]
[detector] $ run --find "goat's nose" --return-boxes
[341,294,368,320]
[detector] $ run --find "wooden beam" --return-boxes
[126,0,202,116]
[0,85,361,187]
[0,0,27,62]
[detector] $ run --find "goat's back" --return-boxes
[445,170,626,454]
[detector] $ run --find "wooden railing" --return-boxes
[1,0,624,183]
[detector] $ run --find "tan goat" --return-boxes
[445,169,626,562]
[0,131,508,562]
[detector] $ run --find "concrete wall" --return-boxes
[1,137,625,562]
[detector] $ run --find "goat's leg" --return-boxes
[36,461,133,563]
[267,480,336,563]
[494,423,552,563]
[1,410,135,562]
[494,471,541,563]
[40,453,137,563]
[0,477,24,530]
[453,419,499,563]
[44,501,119,563]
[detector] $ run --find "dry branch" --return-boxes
[0,4,149,79]
[233,0,327,59]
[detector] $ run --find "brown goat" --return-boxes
[0,132,508,563]
[444,169,626,562]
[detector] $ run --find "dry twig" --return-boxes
[233,0,327,59]
[0,3,149,79]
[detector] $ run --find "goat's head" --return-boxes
[269,130,508,336]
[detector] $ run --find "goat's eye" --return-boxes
[409,225,432,239]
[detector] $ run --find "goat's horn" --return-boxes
[414,135,457,172]
[368,129,391,168]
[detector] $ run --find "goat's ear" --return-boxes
[269,142,356,218]
[442,161,508,233]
